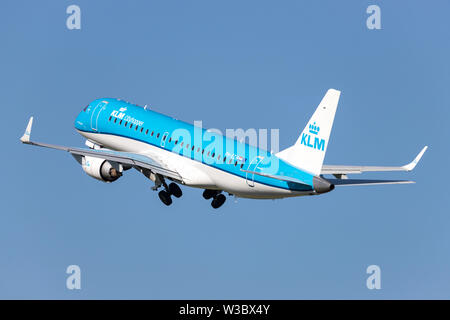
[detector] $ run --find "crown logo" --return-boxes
[309,122,320,135]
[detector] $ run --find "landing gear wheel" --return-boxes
[211,194,226,209]
[168,183,182,198]
[158,190,172,206]
[203,189,218,200]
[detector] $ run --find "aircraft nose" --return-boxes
[74,106,90,131]
[313,176,334,194]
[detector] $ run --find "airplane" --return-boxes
[20,89,427,209]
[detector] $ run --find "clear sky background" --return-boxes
[1,0,449,299]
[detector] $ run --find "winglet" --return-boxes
[402,146,428,171]
[20,116,33,143]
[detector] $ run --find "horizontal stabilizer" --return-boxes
[328,179,414,186]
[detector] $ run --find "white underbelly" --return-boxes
[78,131,309,199]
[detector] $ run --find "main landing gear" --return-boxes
[203,189,226,209]
[158,182,182,206]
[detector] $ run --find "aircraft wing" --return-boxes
[321,146,427,177]
[242,169,415,186]
[20,117,182,181]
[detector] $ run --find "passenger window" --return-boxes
[223,156,226,162]
[218,155,221,161]
[119,120,123,125]
[124,121,128,126]
[234,161,237,166]
[151,131,154,136]
[163,135,166,141]
[180,142,184,147]
[156,133,160,138]
[175,140,178,144]
[140,127,143,133]
[146,129,149,134]
[135,126,139,131]
[169,138,172,143]
[240,163,244,169]
[114,118,117,123]
[207,151,210,156]
[197,147,200,152]
[186,144,189,149]
[192,146,194,151]
[202,149,205,154]
[212,152,215,157]
[130,123,133,129]
[108,116,112,121]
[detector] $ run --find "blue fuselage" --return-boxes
[74,98,314,193]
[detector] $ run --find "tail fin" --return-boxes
[276,89,341,175]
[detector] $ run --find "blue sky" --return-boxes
[1,0,449,299]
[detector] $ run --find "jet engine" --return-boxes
[81,156,123,182]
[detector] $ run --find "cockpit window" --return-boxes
[83,105,89,112]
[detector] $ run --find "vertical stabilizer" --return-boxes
[276,89,340,175]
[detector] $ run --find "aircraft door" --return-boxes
[90,101,108,131]
[160,131,169,148]
[245,156,264,187]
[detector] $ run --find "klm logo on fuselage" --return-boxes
[110,106,144,127]
[110,107,127,119]
[110,110,126,120]
[300,122,325,151]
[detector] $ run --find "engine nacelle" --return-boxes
[81,156,123,182]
